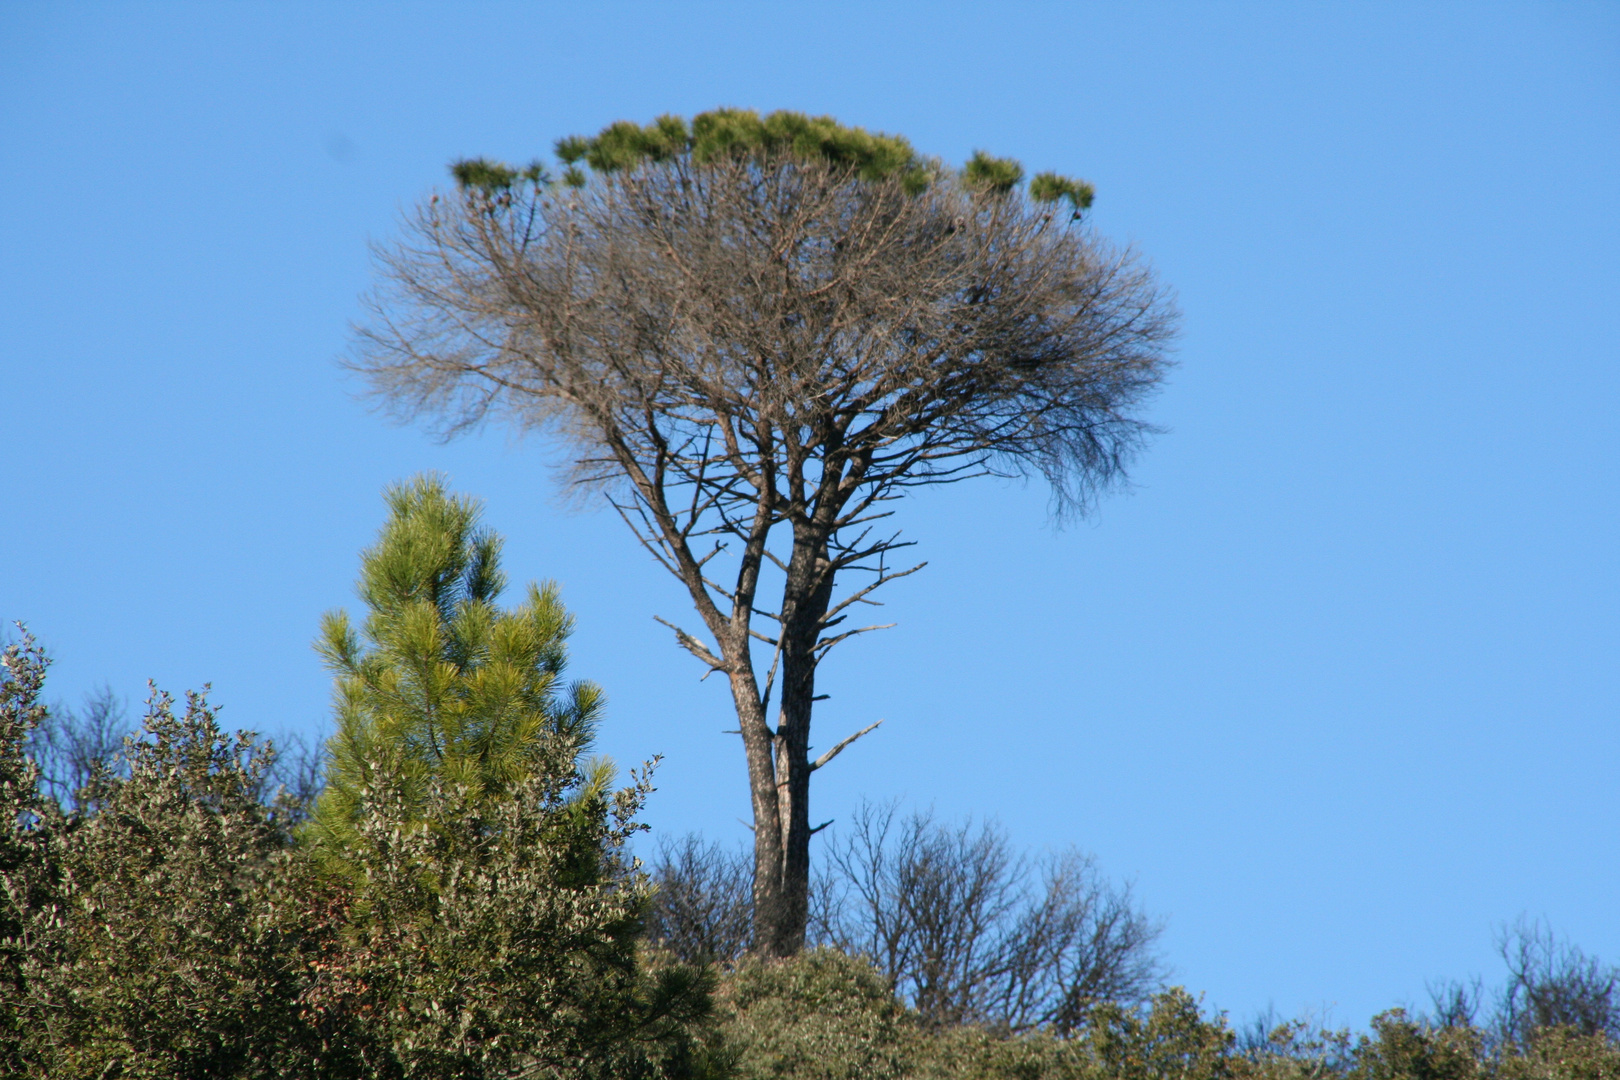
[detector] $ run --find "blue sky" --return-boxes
[2,2,1616,1030]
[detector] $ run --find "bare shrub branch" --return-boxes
[26,685,129,809]
[1496,917,1619,1044]
[812,800,1165,1032]
[644,833,754,964]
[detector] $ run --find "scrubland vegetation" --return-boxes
[4,476,1615,1078]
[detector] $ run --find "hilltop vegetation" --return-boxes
[3,476,1615,1078]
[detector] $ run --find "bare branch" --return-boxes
[810,719,884,771]
[815,624,897,656]
[652,615,724,672]
[815,801,1166,1030]
[823,562,927,624]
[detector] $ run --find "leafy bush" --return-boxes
[1496,1025,1620,1080]
[8,682,309,1079]
[2,604,714,1078]
[716,947,916,1080]
[302,757,715,1080]
[0,631,54,1075]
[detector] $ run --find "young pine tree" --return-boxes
[304,477,719,1078]
[307,474,608,873]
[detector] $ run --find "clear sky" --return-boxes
[2,1,1616,1031]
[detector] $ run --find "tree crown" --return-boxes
[448,108,1093,213]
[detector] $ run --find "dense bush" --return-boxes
[11,685,307,1078]
[0,632,54,1075]
[697,944,1620,1080]
[715,947,916,1080]
[0,627,714,1079]
[1,475,723,1077]
[300,758,715,1080]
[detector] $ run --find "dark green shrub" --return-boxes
[11,685,309,1079]
[717,947,916,1080]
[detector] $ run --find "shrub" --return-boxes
[717,947,917,1080]
[10,684,309,1079]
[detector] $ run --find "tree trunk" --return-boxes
[748,529,836,958]
[730,664,790,957]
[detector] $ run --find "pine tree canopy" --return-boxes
[308,474,607,872]
[448,107,1093,213]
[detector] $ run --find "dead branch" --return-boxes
[810,719,884,771]
[652,616,724,672]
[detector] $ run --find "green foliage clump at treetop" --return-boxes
[450,107,1094,209]
[559,108,922,185]
[962,149,1025,193]
[308,473,609,877]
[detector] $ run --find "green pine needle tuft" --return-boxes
[450,157,519,192]
[963,150,1025,193]
[553,134,589,165]
[1029,171,1096,215]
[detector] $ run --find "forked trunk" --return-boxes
[747,530,835,958]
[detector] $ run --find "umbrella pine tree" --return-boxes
[355,110,1176,954]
